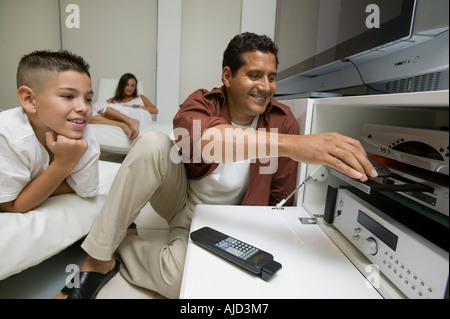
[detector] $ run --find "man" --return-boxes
[56,32,376,299]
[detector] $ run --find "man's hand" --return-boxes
[281,132,378,181]
[198,125,377,182]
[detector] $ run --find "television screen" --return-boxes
[275,0,416,81]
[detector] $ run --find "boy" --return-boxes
[0,50,100,213]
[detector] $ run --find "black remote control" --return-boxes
[190,227,282,281]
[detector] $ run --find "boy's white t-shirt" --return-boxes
[0,107,100,204]
[189,116,259,205]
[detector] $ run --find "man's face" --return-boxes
[223,50,277,126]
[32,70,93,140]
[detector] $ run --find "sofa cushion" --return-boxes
[0,160,120,280]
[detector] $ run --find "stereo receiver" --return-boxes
[324,188,449,299]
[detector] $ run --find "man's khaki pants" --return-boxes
[81,131,197,299]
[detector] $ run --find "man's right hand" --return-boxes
[280,132,378,182]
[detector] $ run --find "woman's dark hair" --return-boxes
[222,32,279,77]
[114,73,138,101]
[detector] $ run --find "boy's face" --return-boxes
[223,50,277,126]
[32,70,93,140]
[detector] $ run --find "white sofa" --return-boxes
[0,160,170,280]
[0,159,171,298]
[0,161,120,280]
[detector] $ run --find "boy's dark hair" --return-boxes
[222,32,279,77]
[17,50,91,93]
[114,73,139,101]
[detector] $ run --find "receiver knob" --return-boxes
[364,237,378,256]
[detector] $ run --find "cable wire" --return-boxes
[342,59,389,94]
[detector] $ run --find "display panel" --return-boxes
[357,210,398,251]
[275,0,416,80]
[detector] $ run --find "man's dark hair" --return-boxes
[17,50,91,93]
[222,32,279,77]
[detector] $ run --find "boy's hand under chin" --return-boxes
[45,131,88,171]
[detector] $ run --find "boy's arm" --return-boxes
[0,166,74,213]
[0,132,87,213]
[52,180,75,195]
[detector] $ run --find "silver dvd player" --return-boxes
[361,124,449,175]
[330,165,449,217]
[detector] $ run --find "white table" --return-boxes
[180,205,382,299]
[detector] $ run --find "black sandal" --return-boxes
[60,260,121,299]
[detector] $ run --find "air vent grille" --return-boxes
[372,69,449,94]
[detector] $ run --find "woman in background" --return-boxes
[90,73,158,140]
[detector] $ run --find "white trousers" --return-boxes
[82,131,197,298]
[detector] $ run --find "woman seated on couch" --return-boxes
[90,73,158,140]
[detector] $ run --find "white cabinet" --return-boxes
[278,90,449,298]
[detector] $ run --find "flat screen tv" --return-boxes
[275,0,417,82]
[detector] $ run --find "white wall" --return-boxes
[156,0,182,124]
[156,0,278,123]
[179,0,242,105]
[179,0,278,104]
[60,0,158,105]
[241,0,277,40]
[0,0,278,123]
[0,0,61,110]
[0,0,157,111]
